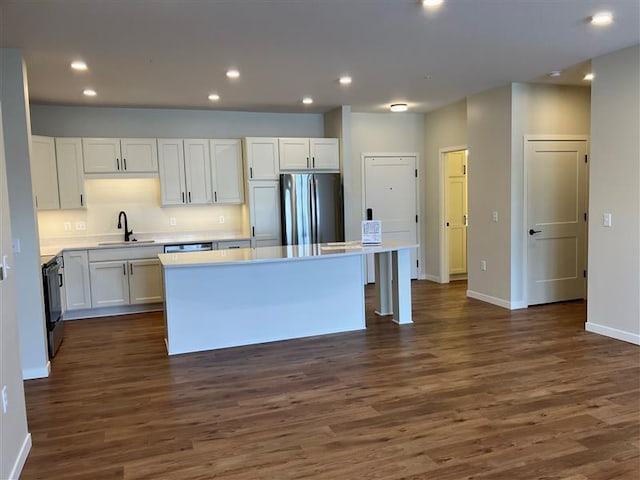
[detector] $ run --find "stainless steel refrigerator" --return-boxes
[280,173,344,245]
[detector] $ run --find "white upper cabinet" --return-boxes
[55,137,85,209]
[120,138,158,173]
[310,138,340,170]
[210,139,244,204]
[183,139,212,205]
[83,138,158,175]
[244,137,279,180]
[158,139,187,206]
[249,181,281,248]
[278,137,339,171]
[31,135,60,210]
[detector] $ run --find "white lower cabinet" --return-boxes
[63,250,92,310]
[89,258,163,308]
[249,181,281,248]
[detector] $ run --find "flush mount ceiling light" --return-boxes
[83,88,97,96]
[591,11,613,25]
[549,71,562,77]
[208,93,220,101]
[339,76,352,85]
[584,73,594,81]
[302,97,314,105]
[71,60,88,71]
[390,103,408,112]
[422,0,443,7]
[226,69,240,79]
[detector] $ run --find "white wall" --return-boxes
[0,100,31,479]
[587,44,640,344]
[30,105,324,138]
[0,49,49,380]
[511,83,591,305]
[423,100,467,280]
[348,112,425,268]
[466,86,513,305]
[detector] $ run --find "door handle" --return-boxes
[529,229,542,235]
[58,273,64,287]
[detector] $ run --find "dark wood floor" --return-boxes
[22,281,640,480]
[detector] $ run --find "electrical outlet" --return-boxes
[219,215,225,224]
[11,238,20,253]
[480,260,487,271]
[2,385,8,414]
[75,221,86,231]
[169,217,177,226]
[64,222,72,231]
[492,211,499,222]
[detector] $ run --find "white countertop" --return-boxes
[159,240,418,268]
[39,232,251,256]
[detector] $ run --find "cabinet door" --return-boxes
[310,138,340,170]
[184,139,212,204]
[55,138,85,209]
[83,138,121,173]
[217,239,251,249]
[210,139,244,204]
[158,139,187,205]
[31,135,60,210]
[249,181,281,248]
[244,138,279,180]
[128,259,163,304]
[279,138,310,170]
[63,250,91,310]
[89,261,130,308]
[120,138,158,173]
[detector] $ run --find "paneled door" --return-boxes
[526,139,587,305]
[446,150,468,275]
[363,156,418,282]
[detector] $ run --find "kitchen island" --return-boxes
[159,240,417,355]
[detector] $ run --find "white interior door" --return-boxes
[364,156,418,282]
[526,139,587,305]
[446,150,468,275]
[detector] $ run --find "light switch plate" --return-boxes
[603,213,612,227]
[169,217,177,226]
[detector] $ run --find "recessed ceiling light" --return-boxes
[71,60,88,71]
[302,97,313,105]
[584,73,594,81]
[339,76,352,85]
[422,0,443,7]
[83,88,97,96]
[390,103,408,112]
[226,69,240,79]
[208,93,220,101]
[591,11,613,25]
[549,71,562,77]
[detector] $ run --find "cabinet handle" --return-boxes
[123,158,127,170]
[252,226,255,237]
[307,157,309,168]
[80,193,84,206]
[312,157,315,168]
[117,158,120,170]
[129,263,133,275]
[35,195,38,208]
[181,192,185,203]
[249,167,253,179]
[123,264,126,275]
[214,191,217,203]
[188,191,191,203]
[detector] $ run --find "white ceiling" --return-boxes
[1,0,638,113]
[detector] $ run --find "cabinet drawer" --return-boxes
[217,240,251,249]
[88,245,163,262]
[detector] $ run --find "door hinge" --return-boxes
[585,154,588,163]
[463,165,466,175]
[415,214,418,223]
[416,260,419,268]
[584,212,587,221]
[583,270,587,278]
[415,168,418,178]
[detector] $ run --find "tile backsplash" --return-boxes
[37,178,247,239]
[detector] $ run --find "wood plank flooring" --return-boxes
[21,281,640,479]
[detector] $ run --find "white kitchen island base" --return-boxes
[160,241,417,355]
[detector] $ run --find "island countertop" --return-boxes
[158,240,418,268]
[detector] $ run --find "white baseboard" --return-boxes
[9,433,31,480]
[22,361,50,380]
[585,322,640,345]
[423,274,440,283]
[467,290,526,310]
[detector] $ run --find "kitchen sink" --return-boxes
[97,240,156,246]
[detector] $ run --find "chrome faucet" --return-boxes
[117,211,133,242]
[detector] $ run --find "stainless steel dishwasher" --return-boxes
[163,242,213,253]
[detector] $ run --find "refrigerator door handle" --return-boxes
[313,177,320,244]
[309,175,316,244]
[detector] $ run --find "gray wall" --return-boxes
[423,99,467,280]
[1,49,49,379]
[324,106,352,240]
[587,44,640,343]
[30,105,324,138]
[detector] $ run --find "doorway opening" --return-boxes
[439,146,468,284]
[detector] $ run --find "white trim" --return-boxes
[9,433,31,480]
[438,145,468,285]
[63,303,163,321]
[423,274,440,283]
[22,361,50,380]
[523,135,589,307]
[361,152,421,281]
[418,273,428,281]
[585,322,640,345]
[467,290,527,310]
